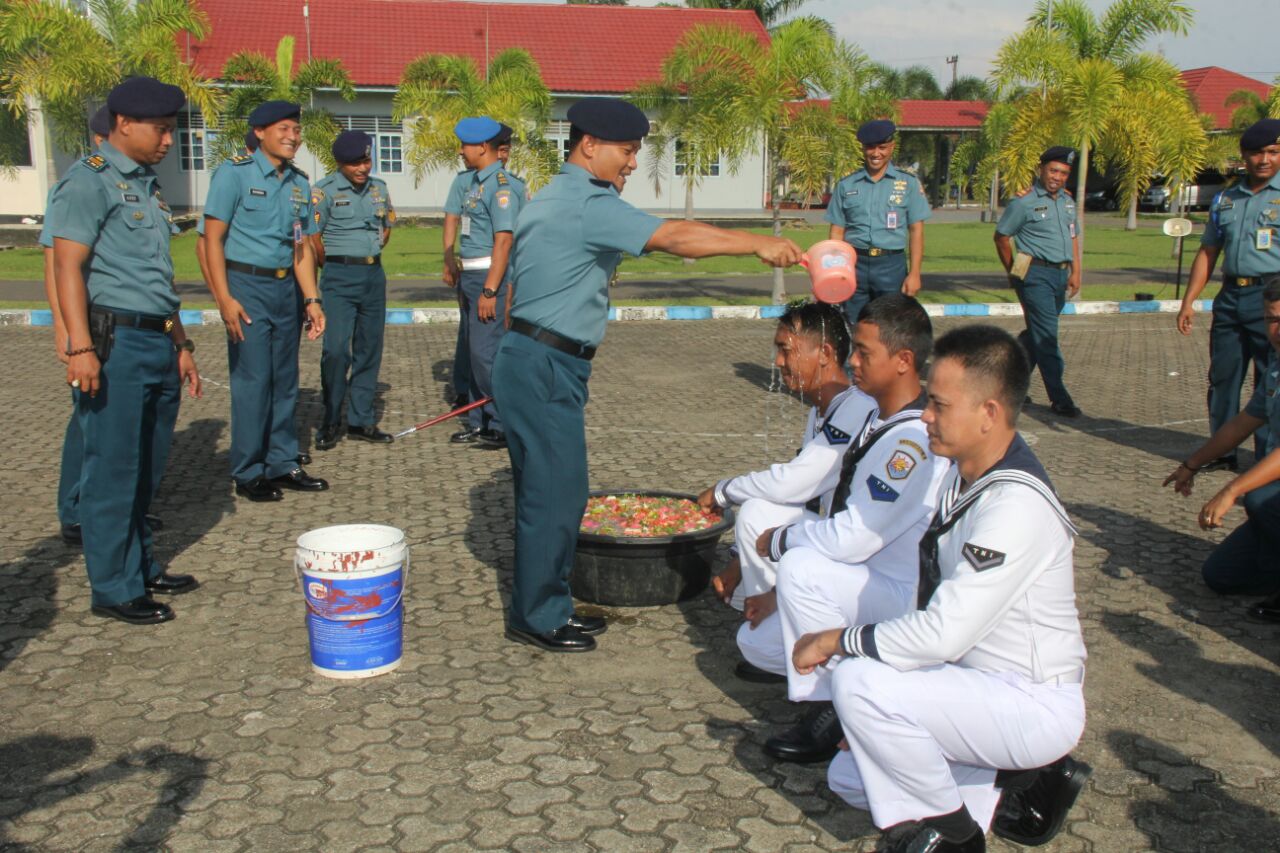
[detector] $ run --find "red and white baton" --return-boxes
[393,397,493,438]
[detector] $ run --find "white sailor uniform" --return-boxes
[826,435,1087,833]
[737,395,949,678]
[713,385,875,610]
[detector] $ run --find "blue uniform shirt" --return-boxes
[1245,350,1280,455]
[443,169,473,216]
[204,147,317,268]
[312,173,394,257]
[459,161,522,258]
[38,188,54,249]
[510,163,662,347]
[824,164,930,251]
[996,181,1077,264]
[45,141,180,315]
[1201,174,1280,278]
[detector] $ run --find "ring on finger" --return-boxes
[70,378,81,388]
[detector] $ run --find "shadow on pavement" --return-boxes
[466,472,515,620]
[0,535,70,674]
[1108,729,1280,850]
[151,418,234,567]
[1103,613,1278,758]
[0,734,209,851]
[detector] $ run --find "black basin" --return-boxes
[571,490,734,607]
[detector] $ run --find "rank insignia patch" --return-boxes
[962,543,1006,571]
[822,423,852,445]
[886,450,916,480]
[866,475,900,503]
[84,154,107,172]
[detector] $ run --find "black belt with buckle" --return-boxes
[226,259,290,279]
[325,254,381,266]
[509,318,597,361]
[90,305,173,334]
[853,246,904,257]
[1030,257,1071,270]
[1226,275,1262,287]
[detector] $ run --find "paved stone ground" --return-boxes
[1,315,1277,852]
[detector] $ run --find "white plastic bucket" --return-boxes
[295,524,407,679]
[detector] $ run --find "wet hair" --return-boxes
[778,301,852,365]
[932,324,1031,420]
[1264,276,1280,304]
[856,294,933,369]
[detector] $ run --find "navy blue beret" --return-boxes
[1240,118,1280,151]
[856,119,896,145]
[493,122,514,145]
[105,76,185,119]
[1040,146,1077,166]
[248,100,301,128]
[332,130,372,163]
[243,129,259,152]
[567,99,650,142]
[455,117,501,144]
[89,106,111,138]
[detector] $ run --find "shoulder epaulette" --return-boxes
[898,164,919,176]
[496,171,509,186]
[83,154,107,172]
[230,153,254,165]
[291,164,308,179]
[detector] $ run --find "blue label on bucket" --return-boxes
[306,603,403,672]
[303,566,403,620]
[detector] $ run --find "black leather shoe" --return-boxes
[144,571,199,595]
[271,468,329,492]
[1049,402,1082,418]
[877,822,985,852]
[298,450,312,465]
[145,513,163,531]
[91,595,174,625]
[450,427,482,444]
[60,523,82,546]
[1247,592,1280,623]
[348,425,394,444]
[315,424,341,451]
[735,660,787,684]
[235,476,283,502]
[764,701,843,763]
[505,624,597,652]
[566,612,607,636]
[993,755,1091,846]
[475,429,507,449]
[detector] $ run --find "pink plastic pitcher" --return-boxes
[801,240,857,304]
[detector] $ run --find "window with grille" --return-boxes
[333,116,404,174]
[674,139,720,177]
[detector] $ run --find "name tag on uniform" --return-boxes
[294,220,302,245]
[1259,229,1273,251]
[886,211,899,229]
[122,193,140,203]
[461,215,471,237]
[250,187,267,197]
[1069,222,1076,238]
[334,199,351,207]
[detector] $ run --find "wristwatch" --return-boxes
[304,297,323,307]
[481,287,498,299]
[175,339,195,354]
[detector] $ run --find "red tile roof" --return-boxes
[897,99,988,130]
[1179,66,1272,129]
[187,0,769,94]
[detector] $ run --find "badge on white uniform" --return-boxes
[1257,229,1273,251]
[461,215,471,237]
[886,211,899,229]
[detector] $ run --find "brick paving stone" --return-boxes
[1,317,1278,851]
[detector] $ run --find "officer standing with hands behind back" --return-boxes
[49,77,203,624]
[825,120,930,323]
[1176,118,1280,469]
[202,100,328,502]
[310,130,396,451]
[994,146,1083,418]
[493,98,804,654]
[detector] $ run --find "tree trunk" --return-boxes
[768,154,785,304]
[988,166,1000,222]
[683,177,695,266]
[1126,191,1138,231]
[1074,141,1090,287]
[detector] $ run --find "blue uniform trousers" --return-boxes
[840,253,907,325]
[491,331,592,633]
[451,287,471,401]
[1015,265,1075,407]
[459,269,507,432]
[319,261,387,428]
[58,381,177,526]
[1208,281,1271,459]
[226,268,303,484]
[76,324,178,606]
[1201,479,1280,595]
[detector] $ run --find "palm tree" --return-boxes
[945,75,993,102]
[392,48,558,190]
[1225,79,1280,129]
[993,0,1202,252]
[214,35,356,173]
[683,0,811,28]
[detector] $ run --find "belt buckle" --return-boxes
[275,268,287,279]
[163,318,174,333]
[366,256,375,265]
[868,248,882,257]
[1237,277,1253,287]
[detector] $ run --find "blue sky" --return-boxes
[494,1,1277,89]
